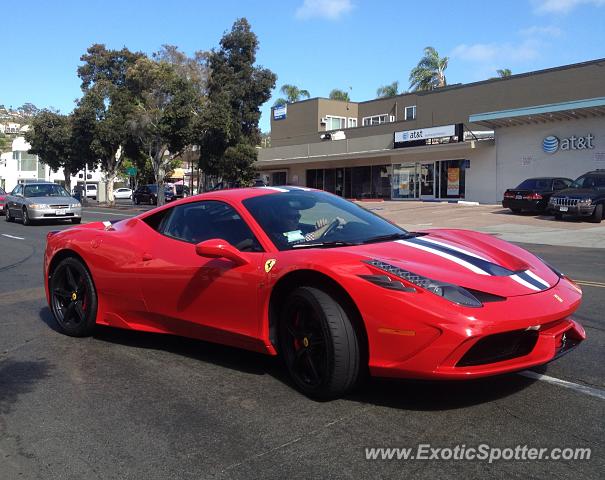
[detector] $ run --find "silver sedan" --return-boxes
[5,183,82,225]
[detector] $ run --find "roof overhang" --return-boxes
[256,139,492,168]
[469,97,605,128]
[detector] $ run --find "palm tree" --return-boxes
[273,84,310,106]
[376,81,399,98]
[496,68,512,78]
[409,47,448,91]
[329,89,350,102]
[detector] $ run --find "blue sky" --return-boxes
[2,0,604,132]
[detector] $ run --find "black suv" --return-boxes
[133,185,176,205]
[548,170,605,223]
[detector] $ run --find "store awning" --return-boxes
[469,97,605,128]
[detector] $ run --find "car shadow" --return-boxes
[39,307,539,410]
[492,208,586,223]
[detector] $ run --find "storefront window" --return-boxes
[306,166,390,199]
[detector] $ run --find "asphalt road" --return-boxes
[0,207,603,479]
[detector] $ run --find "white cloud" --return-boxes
[533,0,605,14]
[451,39,541,64]
[295,0,354,20]
[519,25,562,37]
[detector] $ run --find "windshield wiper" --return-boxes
[291,241,360,249]
[361,232,419,244]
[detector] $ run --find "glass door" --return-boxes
[419,162,435,199]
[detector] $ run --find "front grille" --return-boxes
[49,204,70,209]
[552,197,579,206]
[457,329,539,367]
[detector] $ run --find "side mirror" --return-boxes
[195,239,249,265]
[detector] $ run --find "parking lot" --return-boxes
[0,202,603,479]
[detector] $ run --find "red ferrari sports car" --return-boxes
[44,187,585,399]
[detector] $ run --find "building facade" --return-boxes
[0,136,110,199]
[257,59,605,203]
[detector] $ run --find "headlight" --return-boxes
[363,259,483,307]
[28,204,45,209]
[577,198,592,205]
[548,197,556,204]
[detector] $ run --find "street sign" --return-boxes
[126,167,137,176]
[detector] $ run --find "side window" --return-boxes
[553,179,567,190]
[12,185,23,196]
[160,201,263,252]
[563,179,573,187]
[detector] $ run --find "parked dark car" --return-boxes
[174,184,190,198]
[548,170,605,223]
[502,177,573,213]
[133,185,176,205]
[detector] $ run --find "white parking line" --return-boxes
[519,370,605,401]
[1,234,25,240]
[84,211,132,216]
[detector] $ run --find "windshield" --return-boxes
[516,178,551,190]
[571,174,605,189]
[243,190,408,250]
[24,184,71,198]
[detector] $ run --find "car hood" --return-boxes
[551,188,597,198]
[348,229,559,298]
[25,196,76,205]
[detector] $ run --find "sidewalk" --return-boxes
[357,201,605,249]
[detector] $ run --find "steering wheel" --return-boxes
[318,217,342,239]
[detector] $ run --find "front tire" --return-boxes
[510,208,522,214]
[71,218,82,224]
[22,207,32,226]
[5,208,13,222]
[589,203,603,224]
[554,212,563,220]
[50,257,97,337]
[279,286,360,400]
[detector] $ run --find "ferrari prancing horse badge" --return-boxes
[264,259,277,273]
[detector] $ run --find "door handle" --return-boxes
[142,253,153,261]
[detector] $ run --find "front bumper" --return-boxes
[357,276,585,380]
[549,203,595,217]
[28,207,82,220]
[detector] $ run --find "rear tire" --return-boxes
[49,257,97,337]
[279,286,360,400]
[134,196,140,205]
[589,204,603,224]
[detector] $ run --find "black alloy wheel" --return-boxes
[279,287,360,399]
[5,207,13,222]
[50,257,97,337]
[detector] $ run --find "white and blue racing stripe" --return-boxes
[397,236,551,291]
[395,239,490,275]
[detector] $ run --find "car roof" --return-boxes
[136,186,317,220]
